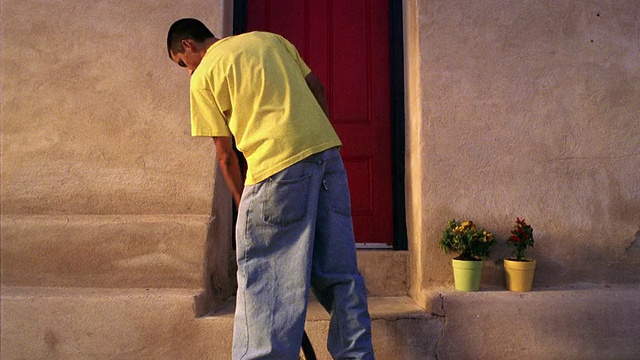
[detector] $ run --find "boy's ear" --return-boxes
[181,39,196,51]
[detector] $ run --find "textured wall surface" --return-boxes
[406,0,640,295]
[1,0,233,293]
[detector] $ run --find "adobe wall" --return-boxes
[1,0,234,301]
[405,0,640,302]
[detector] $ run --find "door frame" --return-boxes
[232,0,407,250]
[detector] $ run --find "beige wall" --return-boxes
[1,0,234,302]
[406,0,640,303]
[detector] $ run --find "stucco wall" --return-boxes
[1,0,233,297]
[406,0,640,300]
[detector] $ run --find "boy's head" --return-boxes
[167,18,216,73]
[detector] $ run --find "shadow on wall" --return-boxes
[194,167,237,317]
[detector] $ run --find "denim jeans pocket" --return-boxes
[262,169,311,227]
[325,169,352,218]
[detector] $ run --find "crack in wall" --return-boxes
[434,293,446,360]
[625,229,640,255]
[429,293,446,318]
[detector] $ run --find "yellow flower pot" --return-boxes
[504,258,536,292]
[452,259,484,291]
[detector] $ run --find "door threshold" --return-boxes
[356,243,393,249]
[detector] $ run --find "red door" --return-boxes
[246,0,393,247]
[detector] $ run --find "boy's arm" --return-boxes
[213,136,244,206]
[305,71,329,118]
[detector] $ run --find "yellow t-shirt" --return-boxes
[190,31,342,184]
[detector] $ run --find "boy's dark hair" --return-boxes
[167,18,215,58]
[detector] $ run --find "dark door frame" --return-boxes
[232,0,407,250]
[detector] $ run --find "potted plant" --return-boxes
[504,217,536,292]
[439,219,495,291]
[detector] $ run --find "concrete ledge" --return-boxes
[1,287,230,360]
[0,287,440,360]
[424,284,640,360]
[3,284,637,359]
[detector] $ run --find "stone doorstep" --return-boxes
[201,295,439,360]
[203,294,430,321]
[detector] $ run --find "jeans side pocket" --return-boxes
[325,170,352,218]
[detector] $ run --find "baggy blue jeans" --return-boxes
[232,148,375,360]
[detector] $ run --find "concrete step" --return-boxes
[3,285,639,359]
[207,295,440,359]
[0,287,438,360]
